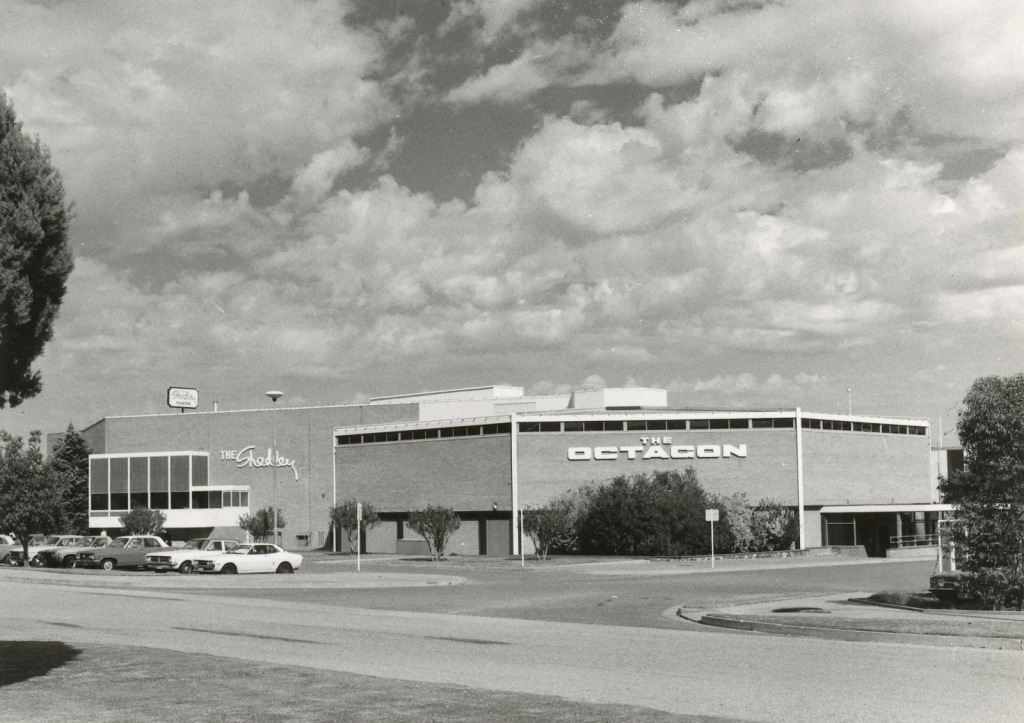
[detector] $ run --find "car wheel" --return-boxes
[179,561,194,575]
[275,562,293,574]
[100,558,116,571]
[1,554,11,566]
[62,556,76,569]
[30,556,44,567]
[221,564,237,574]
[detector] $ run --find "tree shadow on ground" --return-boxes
[0,641,81,687]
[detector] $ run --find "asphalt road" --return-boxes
[200,555,941,629]
[2,556,1022,721]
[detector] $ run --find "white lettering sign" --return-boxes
[220,446,299,480]
[567,438,747,462]
[167,387,198,409]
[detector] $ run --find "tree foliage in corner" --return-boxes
[329,499,381,553]
[49,423,91,534]
[0,430,68,565]
[238,507,285,543]
[119,506,167,536]
[939,374,1024,610]
[407,505,460,561]
[0,93,74,408]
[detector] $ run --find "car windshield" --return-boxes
[182,539,205,550]
[90,538,110,547]
[225,545,254,555]
[42,536,61,545]
[55,538,78,546]
[108,537,130,549]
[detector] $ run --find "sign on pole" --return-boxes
[356,503,362,572]
[705,509,719,568]
[167,387,198,410]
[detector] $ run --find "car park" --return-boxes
[194,543,302,574]
[6,535,84,567]
[33,536,113,568]
[145,538,240,574]
[74,535,170,570]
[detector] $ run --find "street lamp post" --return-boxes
[266,391,283,546]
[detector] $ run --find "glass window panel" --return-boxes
[240,491,249,507]
[452,427,469,437]
[729,419,749,429]
[626,421,647,431]
[752,418,773,428]
[191,491,208,509]
[646,420,667,431]
[690,419,710,429]
[110,493,129,511]
[666,420,686,430]
[603,421,624,431]
[150,492,169,509]
[90,458,109,493]
[209,492,222,509]
[130,493,148,509]
[709,419,729,429]
[563,422,584,432]
[192,456,208,486]
[150,457,168,494]
[90,493,109,511]
[109,457,128,493]
[170,456,189,492]
[773,418,794,428]
[129,458,148,493]
[539,422,561,432]
[424,429,440,438]
[385,432,399,441]
[518,422,540,433]
[583,421,603,432]
[170,492,189,509]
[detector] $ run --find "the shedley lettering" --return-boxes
[567,436,747,461]
[220,446,299,480]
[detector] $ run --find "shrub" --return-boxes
[522,493,580,560]
[577,468,710,556]
[329,499,381,553]
[238,507,285,543]
[407,505,460,561]
[119,506,167,536]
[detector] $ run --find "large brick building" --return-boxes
[65,385,946,556]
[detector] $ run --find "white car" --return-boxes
[193,543,302,574]
[145,538,240,574]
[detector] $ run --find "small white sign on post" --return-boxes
[705,509,719,568]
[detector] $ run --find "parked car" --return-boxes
[930,570,969,601]
[194,543,302,574]
[1,534,44,566]
[33,536,112,568]
[145,538,240,574]
[7,535,85,567]
[74,535,170,570]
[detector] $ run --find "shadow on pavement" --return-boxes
[0,641,81,687]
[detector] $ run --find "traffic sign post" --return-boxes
[356,503,362,573]
[705,509,719,569]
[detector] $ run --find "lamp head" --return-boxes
[266,391,283,403]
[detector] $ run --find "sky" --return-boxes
[1,0,1022,447]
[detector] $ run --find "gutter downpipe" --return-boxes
[510,411,519,556]
[795,407,806,550]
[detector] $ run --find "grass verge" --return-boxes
[1,642,721,723]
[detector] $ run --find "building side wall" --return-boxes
[98,404,417,547]
[801,431,931,505]
[516,430,800,506]
[334,436,513,513]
